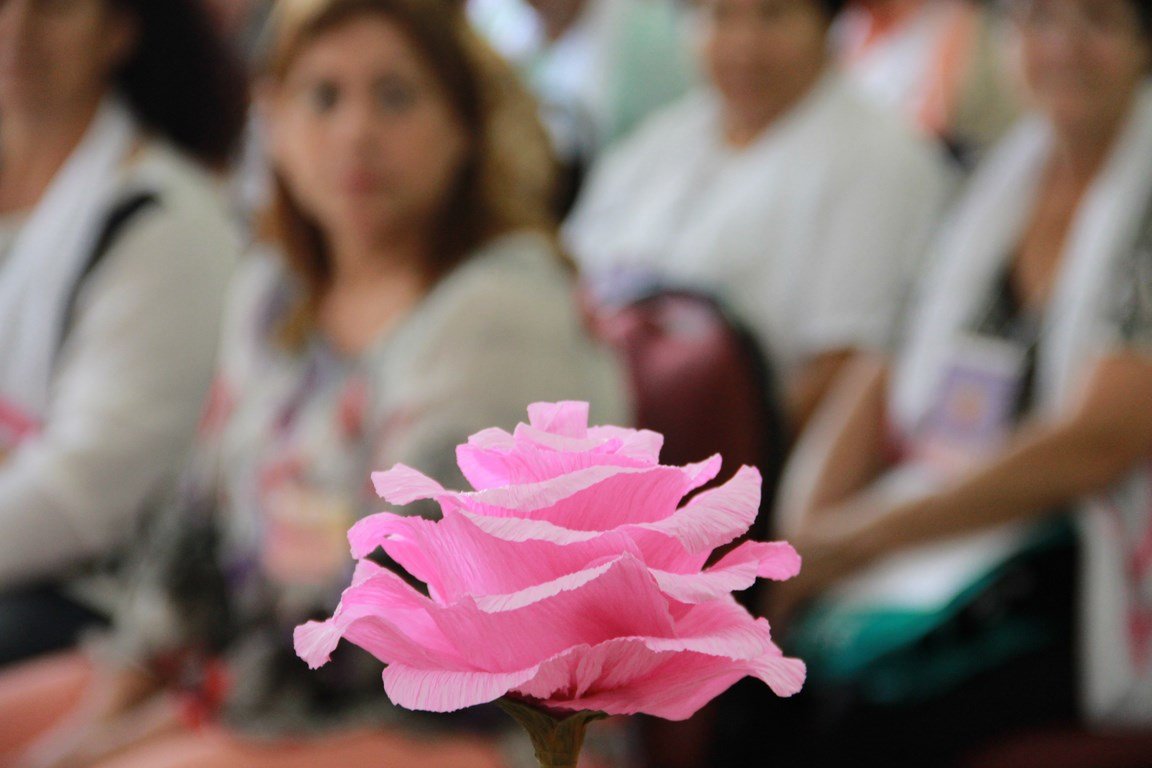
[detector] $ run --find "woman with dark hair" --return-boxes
[775,0,1152,762]
[469,0,696,212]
[0,0,246,664]
[566,0,954,434]
[0,0,626,766]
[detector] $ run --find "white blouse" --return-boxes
[566,71,955,381]
[0,142,240,593]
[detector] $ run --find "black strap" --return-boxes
[57,192,160,358]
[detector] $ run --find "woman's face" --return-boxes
[695,0,829,127]
[266,15,470,250]
[0,0,136,117]
[1011,0,1150,134]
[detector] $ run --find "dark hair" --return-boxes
[260,0,557,346]
[108,0,249,168]
[999,0,1152,37]
[816,0,847,20]
[1133,0,1152,36]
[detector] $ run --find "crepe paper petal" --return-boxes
[651,540,801,603]
[297,402,805,724]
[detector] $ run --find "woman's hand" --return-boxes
[766,496,902,627]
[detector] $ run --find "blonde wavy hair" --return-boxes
[259,0,559,343]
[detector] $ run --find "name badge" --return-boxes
[913,333,1027,475]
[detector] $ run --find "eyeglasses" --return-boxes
[1004,0,1143,41]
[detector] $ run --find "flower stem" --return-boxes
[497,698,606,768]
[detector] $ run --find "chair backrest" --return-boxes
[587,287,791,541]
[586,287,792,768]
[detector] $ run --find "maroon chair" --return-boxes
[587,288,789,510]
[586,287,791,768]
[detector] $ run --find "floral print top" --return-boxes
[102,231,629,737]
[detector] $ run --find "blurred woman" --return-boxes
[776,0,1152,762]
[566,0,954,433]
[0,0,246,664]
[0,0,626,766]
[836,0,1020,164]
[469,0,695,210]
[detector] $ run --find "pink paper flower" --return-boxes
[295,402,804,721]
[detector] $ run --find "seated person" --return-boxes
[775,0,1152,762]
[835,0,1020,164]
[566,0,954,432]
[0,0,246,665]
[0,0,627,765]
[468,0,695,210]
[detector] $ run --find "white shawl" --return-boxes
[0,99,137,426]
[891,84,1152,725]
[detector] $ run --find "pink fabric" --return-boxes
[0,652,92,761]
[0,652,504,768]
[296,402,804,721]
[87,728,504,768]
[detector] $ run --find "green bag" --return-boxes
[787,518,1076,705]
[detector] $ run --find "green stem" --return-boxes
[497,698,606,768]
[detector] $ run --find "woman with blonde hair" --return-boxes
[0,0,626,765]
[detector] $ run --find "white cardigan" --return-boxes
[566,71,955,379]
[0,141,239,593]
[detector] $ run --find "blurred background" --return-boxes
[1,0,1152,766]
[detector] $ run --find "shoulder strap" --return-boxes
[57,192,160,358]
